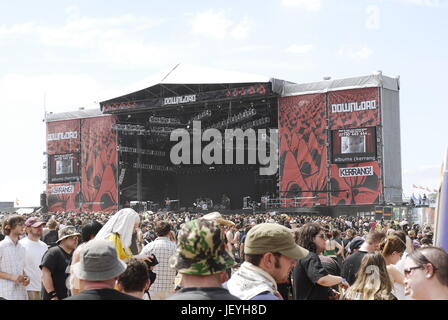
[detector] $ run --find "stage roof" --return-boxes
[99,64,292,113]
[45,108,107,122]
[281,73,400,97]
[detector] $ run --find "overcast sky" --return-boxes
[1,0,447,206]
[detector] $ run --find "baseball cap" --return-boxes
[25,217,45,228]
[169,218,235,275]
[244,223,309,260]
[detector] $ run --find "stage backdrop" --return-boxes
[279,93,328,207]
[279,87,383,207]
[328,87,382,205]
[80,116,118,212]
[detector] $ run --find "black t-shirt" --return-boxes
[40,246,72,300]
[0,233,4,241]
[168,287,240,300]
[43,230,58,248]
[293,252,333,300]
[64,288,142,300]
[341,251,368,285]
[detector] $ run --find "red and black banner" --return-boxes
[279,87,383,207]
[80,116,118,212]
[328,87,380,129]
[47,120,80,155]
[279,93,328,207]
[47,182,81,213]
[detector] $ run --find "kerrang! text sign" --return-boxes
[51,185,74,195]
[339,166,374,177]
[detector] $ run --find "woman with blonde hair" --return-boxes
[380,235,409,300]
[341,252,395,300]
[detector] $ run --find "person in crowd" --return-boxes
[227,223,309,300]
[323,230,344,258]
[40,226,80,300]
[0,215,29,299]
[404,247,448,300]
[69,220,103,296]
[117,258,150,299]
[226,224,237,257]
[379,235,408,300]
[65,239,140,300]
[342,229,355,257]
[43,219,59,248]
[341,231,386,285]
[293,223,349,300]
[400,221,414,254]
[19,217,48,300]
[168,218,239,300]
[95,208,150,263]
[341,252,395,300]
[140,221,177,300]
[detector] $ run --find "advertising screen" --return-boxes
[49,153,79,183]
[332,127,376,163]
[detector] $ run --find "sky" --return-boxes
[0,0,447,206]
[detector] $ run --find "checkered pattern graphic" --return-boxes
[140,237,177,292]
[0,237,28,300]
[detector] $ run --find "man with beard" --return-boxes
[227,223,309,300]
[40,226,80,300]
[19,217,48,300]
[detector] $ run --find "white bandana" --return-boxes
[95,208,140,250]
[226,262,277,300]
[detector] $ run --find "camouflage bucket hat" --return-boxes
[169,218,235,275]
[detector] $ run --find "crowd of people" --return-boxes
[0,208,446,300]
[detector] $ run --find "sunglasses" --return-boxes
[403,265,424,276]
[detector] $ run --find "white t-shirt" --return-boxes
[19,237,48,292]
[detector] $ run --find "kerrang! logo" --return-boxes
[47,131,78,141]
[339,166,373,177]
[51,185,74,195]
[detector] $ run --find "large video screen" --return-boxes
[331,127,376,163]
[49,153,79,183]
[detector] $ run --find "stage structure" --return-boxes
[279,73,402,216]
[44,66,402,216]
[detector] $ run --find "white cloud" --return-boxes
[366,5,381,30]
[281,0,322,11]
[230,18,252,40]
[0,10,172,68]
[286,44,314,54]
[191,10,252,40]
[338,46,373,59]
